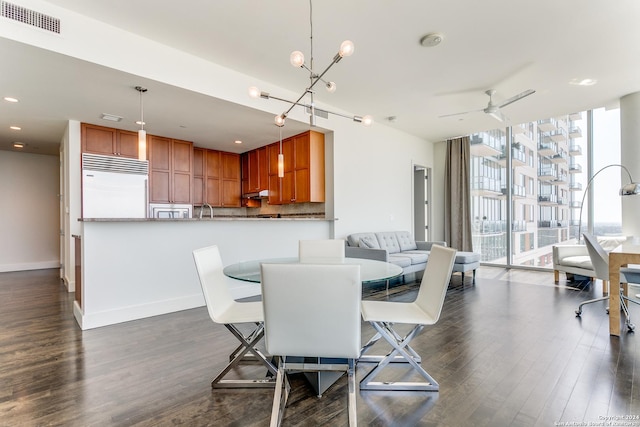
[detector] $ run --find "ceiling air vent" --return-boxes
[1,1,60,34]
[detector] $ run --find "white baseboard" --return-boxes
[76,293,205,330]
[0,260,60,273]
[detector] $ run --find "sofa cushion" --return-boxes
[387,254,412,268]
[359,235,380,249]
[399,252,428,265]
[395,231,418,251]
[346,232,378,248]
[375,232,401,254]
[562,255,593,269]
[454,251,481,264]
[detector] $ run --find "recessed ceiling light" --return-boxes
[419,33,444,47]
[4,97,19,103]
[569,78,597,86]
[100,113,123,122]
[234,140,242,144]
[13,142,25,149]
[10,126,21,130]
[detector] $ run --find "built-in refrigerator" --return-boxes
[81,153,149,218]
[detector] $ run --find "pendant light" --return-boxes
[277,125,284,178]
[135,86,148,161]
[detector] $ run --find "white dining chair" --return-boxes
[261,262,361,427]
[298,239,345,263]
[192,245,277,388]
[359,244,456,391]
[577,233,640,331]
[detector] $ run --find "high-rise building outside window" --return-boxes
[469,108,622,269]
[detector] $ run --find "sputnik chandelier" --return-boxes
[248,0,372,128]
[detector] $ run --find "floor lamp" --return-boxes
[577,164,640,242]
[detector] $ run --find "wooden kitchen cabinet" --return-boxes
[148,135,193,204]
[194,148,241,207]
[242,146,268,194]
[193,147,205,205]
[81,123,140,159]
[268,130,324,204]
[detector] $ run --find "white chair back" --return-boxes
[415,245,457,322]
[260,263,361,359]
[193,245,235,323]
[298,239,345,263]
[583,233,610,281]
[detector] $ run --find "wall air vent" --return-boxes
[1,1,60,34]
[82,153,149,175]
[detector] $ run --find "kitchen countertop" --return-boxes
[79,217,337,222]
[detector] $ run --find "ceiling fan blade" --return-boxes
[497,89,535,108]
[438,108,483,118]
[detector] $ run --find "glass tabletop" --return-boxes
[223,257,403,284]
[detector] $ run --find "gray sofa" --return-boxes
[345,231,481,283]
[345,231,446,277]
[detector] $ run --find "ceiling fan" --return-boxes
[440,88,536,122]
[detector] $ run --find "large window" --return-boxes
[470,108,622,269]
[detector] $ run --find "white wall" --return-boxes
[4,1,440,277]
[0,151,60,272]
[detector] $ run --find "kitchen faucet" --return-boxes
[199,203,213,219]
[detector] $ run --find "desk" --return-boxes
[608,242,640,336]
[224,257,403,284]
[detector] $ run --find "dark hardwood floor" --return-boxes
[1,267,639,426]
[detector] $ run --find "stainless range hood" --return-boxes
[243,189,269,199]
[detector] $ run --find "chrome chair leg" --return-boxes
[360,322,438,391]
[211,323,277,388]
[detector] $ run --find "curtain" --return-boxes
[445,136,473,251]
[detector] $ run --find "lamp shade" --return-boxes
[620,182,640,196]
[138,129,146,161]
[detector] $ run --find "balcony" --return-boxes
[569,163,582,173]
[470,133,502,157]
[547,128,567,142]
[500,184,526,199]
[495,146,526,167]
[569,127,582,138]
[569,201,581,208]
[512,124,526,135]
[537,118,558,132]
[538,166,558,181]
[549,173,568,185]
[569,112,582,121]
[538,140,558,156]
[538,194,558,205]
[549,151,568,164]
[538,220,569,228]
[569,182,582,191]
[472,176,502,197]
[569,144,582,156]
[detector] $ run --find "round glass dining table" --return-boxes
[223,257,403,284]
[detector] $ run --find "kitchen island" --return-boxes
[75,217,335,330]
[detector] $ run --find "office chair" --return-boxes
[577,233,640,331]
[192,245,277,388]
[359,245,456,391]
[261,262,361,427]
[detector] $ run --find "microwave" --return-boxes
[149,203,192,219]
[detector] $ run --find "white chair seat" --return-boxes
[361,300,436,325]
[217,299,263,324]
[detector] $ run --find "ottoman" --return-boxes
[452,251,481,283]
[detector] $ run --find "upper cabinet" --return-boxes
[81,123,140,159]
[194,148,241,208]
[148,135,193,204]
[267,130,325,205]
[242,146,268,194]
